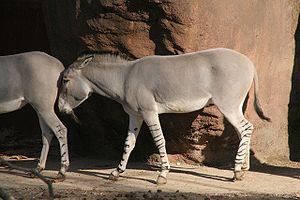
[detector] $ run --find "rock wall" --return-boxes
[43,0,300,165]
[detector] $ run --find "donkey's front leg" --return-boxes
[109,115,143,181]
[143,112,170,185]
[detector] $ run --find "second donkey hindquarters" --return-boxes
[0,51,69,180]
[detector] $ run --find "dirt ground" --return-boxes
[1,156,300,200]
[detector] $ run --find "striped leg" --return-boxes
[233,119,253,181]
[38,111,69,181]
[109,115,143,180]
[143,112,170,184]
[219,106,253,181]
[240,120,253,171]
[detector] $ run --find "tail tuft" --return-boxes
[254,97,271,122]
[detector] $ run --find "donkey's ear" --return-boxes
[77,55,94,69]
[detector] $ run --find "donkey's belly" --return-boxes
[0,97,26,114]
[157,97,211,114]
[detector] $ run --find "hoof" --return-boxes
[52,172,66,183]
[109,171,119,181]
[156,175,167,185]
[241,162,250,171]
[233,171,246,181]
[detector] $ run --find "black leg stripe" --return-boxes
[156,141,164,147]
[242,125,253,132]
[237,148,246,154]
[158,145,165,150]
[237,149,246,155]
[235,158,244,161]
[238,146,247,153]
[150,128,161,132]
[148,124,158,127]
[153,134,161,140]
[235,160,244,164]
[245,124,253,129]
[238,147,247,153]
[154,137,164,143]
[239,140,248,147]
[241,133,251,138]
[241,122,248,127]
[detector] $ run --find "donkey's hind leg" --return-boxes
[37,110,69,181]
[142,111,170,185]
[109,114,143,181]
[219,108,253,181]
[240,119,252,172]
[233,118,253,181]
[36,116,54,172]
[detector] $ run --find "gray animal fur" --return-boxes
[59,48,269,184]
[0,51,69,179]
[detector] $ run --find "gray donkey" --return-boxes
[58,48,270,184]
[0,51,69,180]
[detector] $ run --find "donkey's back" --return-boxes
[126,48,255,114]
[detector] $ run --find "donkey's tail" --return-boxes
[253,69,271,122]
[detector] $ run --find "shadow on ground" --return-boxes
[1,154,299,184]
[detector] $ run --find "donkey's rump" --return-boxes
[0,51,70,179]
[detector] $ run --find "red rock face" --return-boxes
[43,0,300,165]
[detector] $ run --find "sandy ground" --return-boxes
[1,157,300,199]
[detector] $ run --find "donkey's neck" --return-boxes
[82,61,131,103]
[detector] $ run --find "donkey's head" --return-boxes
[58,55,94,115]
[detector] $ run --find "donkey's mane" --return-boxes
[78,51,130,65]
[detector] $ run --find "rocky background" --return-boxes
[0,0,300,166]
